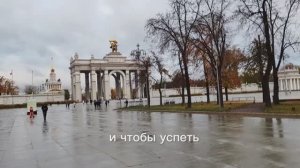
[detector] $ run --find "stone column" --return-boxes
[136,70,143,99]
[279,79,282,91]
[129,72,132,99]
[285,79,288,91]
[90,70,97,101]
[148,78,152,98]
[85,72,90,100]
[112,74,121,99]
[117,73,121,99]
[125,70,130,99]
[104,70,110,100]
[141,83,145,98]
[97,71,101,99]
[74,71,81,102]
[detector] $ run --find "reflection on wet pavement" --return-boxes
[1,101,300,168]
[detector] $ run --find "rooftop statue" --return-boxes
[109,40,118,52]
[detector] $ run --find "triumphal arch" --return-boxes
[69,41,145,102]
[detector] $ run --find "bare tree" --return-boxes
[175,50,186,105]
[192,0,230,107]
[133,56,152,108]
[237,0,300,106]
[131,44,153,107]
[24,85,38,95]
[151,52,171,105]
[192,49,211,103]
[146,0,201,108]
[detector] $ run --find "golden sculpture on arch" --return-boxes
[109,40,118,52]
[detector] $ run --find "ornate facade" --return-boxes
[69,45,146,102]
[278,63,300,91]
[39,68,63,94]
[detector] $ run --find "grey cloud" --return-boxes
[0,0,169,91]
[2,0,298,93]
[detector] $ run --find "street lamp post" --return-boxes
[130,43,146,100]
[215,57,222,110]
[130,44,151,107]
[130,44,146,62]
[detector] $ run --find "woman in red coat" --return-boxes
[29,106,34,119]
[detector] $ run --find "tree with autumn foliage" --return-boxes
[0,76,18,95]
[191,0,231,108]
[240,38,268,89]
[222,48,246,101]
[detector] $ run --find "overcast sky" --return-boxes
[1,0,300,92]
[0,0,170,91]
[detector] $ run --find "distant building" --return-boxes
[38,68,63,94]
[278,63,300,91]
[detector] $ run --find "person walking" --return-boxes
[105,100,108,107]
[41,104,48,122]
[29,106,34,119]
[125,99,129,108]
[94,100,97,109]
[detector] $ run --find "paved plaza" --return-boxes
[1,101,300,168]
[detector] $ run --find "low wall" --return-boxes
[151,87,206,98]
[0,94,65,105]
[151,83,276,98]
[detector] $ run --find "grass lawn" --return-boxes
[265,101,300,113]
[124,102,249,112]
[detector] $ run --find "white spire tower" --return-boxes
[50,56,56,82]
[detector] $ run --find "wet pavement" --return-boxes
[1,101,300,168]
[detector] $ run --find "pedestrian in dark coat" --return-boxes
[125,99,129,108]
[94,100,97,109]
[41,104,48,122]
